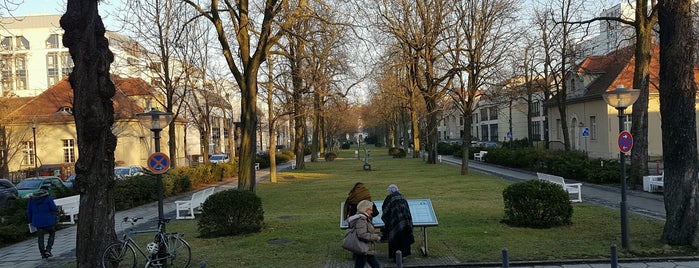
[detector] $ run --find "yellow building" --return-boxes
[0,76,185,179]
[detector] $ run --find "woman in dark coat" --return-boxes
[381,184,414,260]
[343,182,379,221]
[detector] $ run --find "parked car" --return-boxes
[64,173,76,188]
[16,176,69,198]
[209,154,230,164]
[114,166,143,179]
[0,178,18,207]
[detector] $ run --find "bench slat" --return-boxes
[536,173,582,203]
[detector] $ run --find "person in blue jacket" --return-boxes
[27,185,58,259]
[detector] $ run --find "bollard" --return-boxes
[396,250,403,268]
[200,261,207,267]
[502,248,509,268]
[611,244,617,268]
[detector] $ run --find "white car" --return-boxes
[209,154,230,164]
[114,166,143,179]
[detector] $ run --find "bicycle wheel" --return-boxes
[102,242,137,268]
[166,234,191,268]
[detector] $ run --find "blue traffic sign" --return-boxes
[582,127,590,137]
[148,152,170,174]
[618,131,633,153]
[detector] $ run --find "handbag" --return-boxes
[28,223,37,233]
[342,228,369,254]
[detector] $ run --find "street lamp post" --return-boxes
[602,84,640,250]
[31,121,38,177]
[136,109,173,232]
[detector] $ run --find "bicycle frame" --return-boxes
[120,225,170,266]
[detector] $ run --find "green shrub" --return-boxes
[114,175,158,210]
[502,180,573,228]
[324,151,338,161]
[0,198,29,246]
[198,190,264,237]
[341,142,351,149]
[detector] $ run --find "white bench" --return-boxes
[474,151,488,161]
[54,195,80,224]
[175,187,215,220]
[290,161,297,169]
[255,163,260,171]
[643,173,664,192]
[536,173,583,203]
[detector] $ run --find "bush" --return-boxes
[198,190,264,237]
[324,151,338,161]
[0,198,29,246]
[341,143,351,149]
[502,180,573,228]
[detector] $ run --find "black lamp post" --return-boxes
[602,84,640,250]
[136,109,173,231]
[31,121,38,177]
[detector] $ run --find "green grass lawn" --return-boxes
[155,149,689,267]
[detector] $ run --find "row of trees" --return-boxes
[39,0,699,265]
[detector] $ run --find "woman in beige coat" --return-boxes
[345,200,382,268]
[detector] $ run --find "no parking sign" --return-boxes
[147,152,170,174]
[618,131,633,153]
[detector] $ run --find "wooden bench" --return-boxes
[474,151,488,161]
[643,173,664,192]
[536,173,583,203]
[175,187,216,220]
[54,195,80,224]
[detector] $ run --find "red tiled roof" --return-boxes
[5,76,150,123]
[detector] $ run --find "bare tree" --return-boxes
[657,0,699,247]
[448,0,518,175]
[183,0,304,192]
[60,0,117,266]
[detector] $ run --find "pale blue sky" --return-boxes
[13,0,121,29]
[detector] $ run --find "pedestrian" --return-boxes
[381,184,414,260]
[343,182,379,221]
[346,200,382,268]
[27,185,58,259]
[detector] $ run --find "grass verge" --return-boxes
[157,150,688,267]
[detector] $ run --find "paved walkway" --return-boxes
[0,163,281,268]
[2,157,698,267]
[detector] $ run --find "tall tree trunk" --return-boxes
[658,0,699,246]
[630,0,656,186]
[60,1,117,266]
[239,74,258,192]
[267,56,277,183]
[311,91,320,162]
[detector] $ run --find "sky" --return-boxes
[12,0,122,29]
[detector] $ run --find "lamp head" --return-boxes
[136,108,173,131]
[602,85,640,109]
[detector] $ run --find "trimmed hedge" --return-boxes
[198,189,264,237]
[502,180,573,228]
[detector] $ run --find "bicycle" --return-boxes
[101,217,191,268]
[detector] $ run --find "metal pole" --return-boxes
[154,129,165,233]
[618,107,628,250]
[611,244,618,268]
[32,125,38,176]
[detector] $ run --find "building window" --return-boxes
[1,37,11,50]
[489,124,499,141]
[63,139,75,163]
[589,116,597,140]
[480,108,488,121]
[61,53,74,76]
[22,141,35,166]
[489,107,498,120]
[15,36,29,49]
[47,53,59,86]
[530,101,540,116]
[532,121,541,141]
[15,57,26,90]
[0,56,10,91]
[555,119,561,139]
[46,34,60,48]
[481,127,488,141]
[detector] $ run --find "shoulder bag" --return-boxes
[342,227,369,254]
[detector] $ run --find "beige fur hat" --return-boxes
[357,200,374,214]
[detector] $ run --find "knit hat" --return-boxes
[387,184,399,194]
[356,200,374,214]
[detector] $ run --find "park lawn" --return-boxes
[159,150,687,267]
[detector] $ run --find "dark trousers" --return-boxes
[36,226,56,253]
[354,253,380,268]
